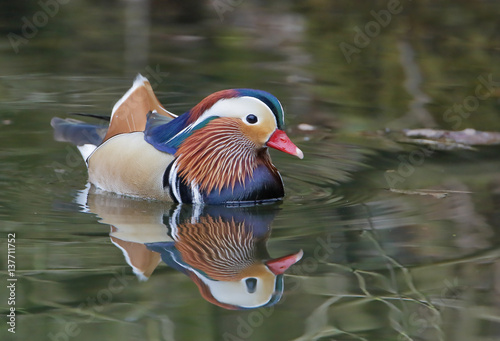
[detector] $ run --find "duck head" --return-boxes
[183,89,304,158]
[145,89,303,204]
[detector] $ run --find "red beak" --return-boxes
[265,250,303,275]
[266,130,304,159]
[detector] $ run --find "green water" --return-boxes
[1,1,500,340]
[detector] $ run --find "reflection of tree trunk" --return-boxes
[124,0,150,74]
[396,40,436,128]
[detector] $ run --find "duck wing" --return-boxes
[103,74,176,142]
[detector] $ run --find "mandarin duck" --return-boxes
[84,190,302,309]
[52,75,303,204]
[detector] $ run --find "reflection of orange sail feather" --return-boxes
[110,227,161,280]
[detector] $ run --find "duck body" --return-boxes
[87,132,174,201]
[167,161,285,205]
[52,75,303,205]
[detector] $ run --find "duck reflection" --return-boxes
[84,189,302,310]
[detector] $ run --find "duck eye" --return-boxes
[245,278,257,293]
[245,114,258,124]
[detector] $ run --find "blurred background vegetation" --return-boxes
[0,0,499,131]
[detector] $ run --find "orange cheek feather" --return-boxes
[238,118,275,147]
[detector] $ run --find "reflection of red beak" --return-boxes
[267,130,304,159]
[265,250,304,275]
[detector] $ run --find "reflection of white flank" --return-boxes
[74,183,91,213]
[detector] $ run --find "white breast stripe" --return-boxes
[191,182,204,206]
[193,97,277,128]
[169,160,182,203]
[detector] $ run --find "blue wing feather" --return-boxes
[144,111,217,154]
[144,111,192,154]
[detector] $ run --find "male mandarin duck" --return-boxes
[84,191,303,309]
[52,75,303,204]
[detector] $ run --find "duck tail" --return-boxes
[50,117,107,160]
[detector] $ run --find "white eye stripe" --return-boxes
[192,97,277,127]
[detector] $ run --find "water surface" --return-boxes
[1,1,500,340]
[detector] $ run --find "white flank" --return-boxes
[77,144,97,164]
